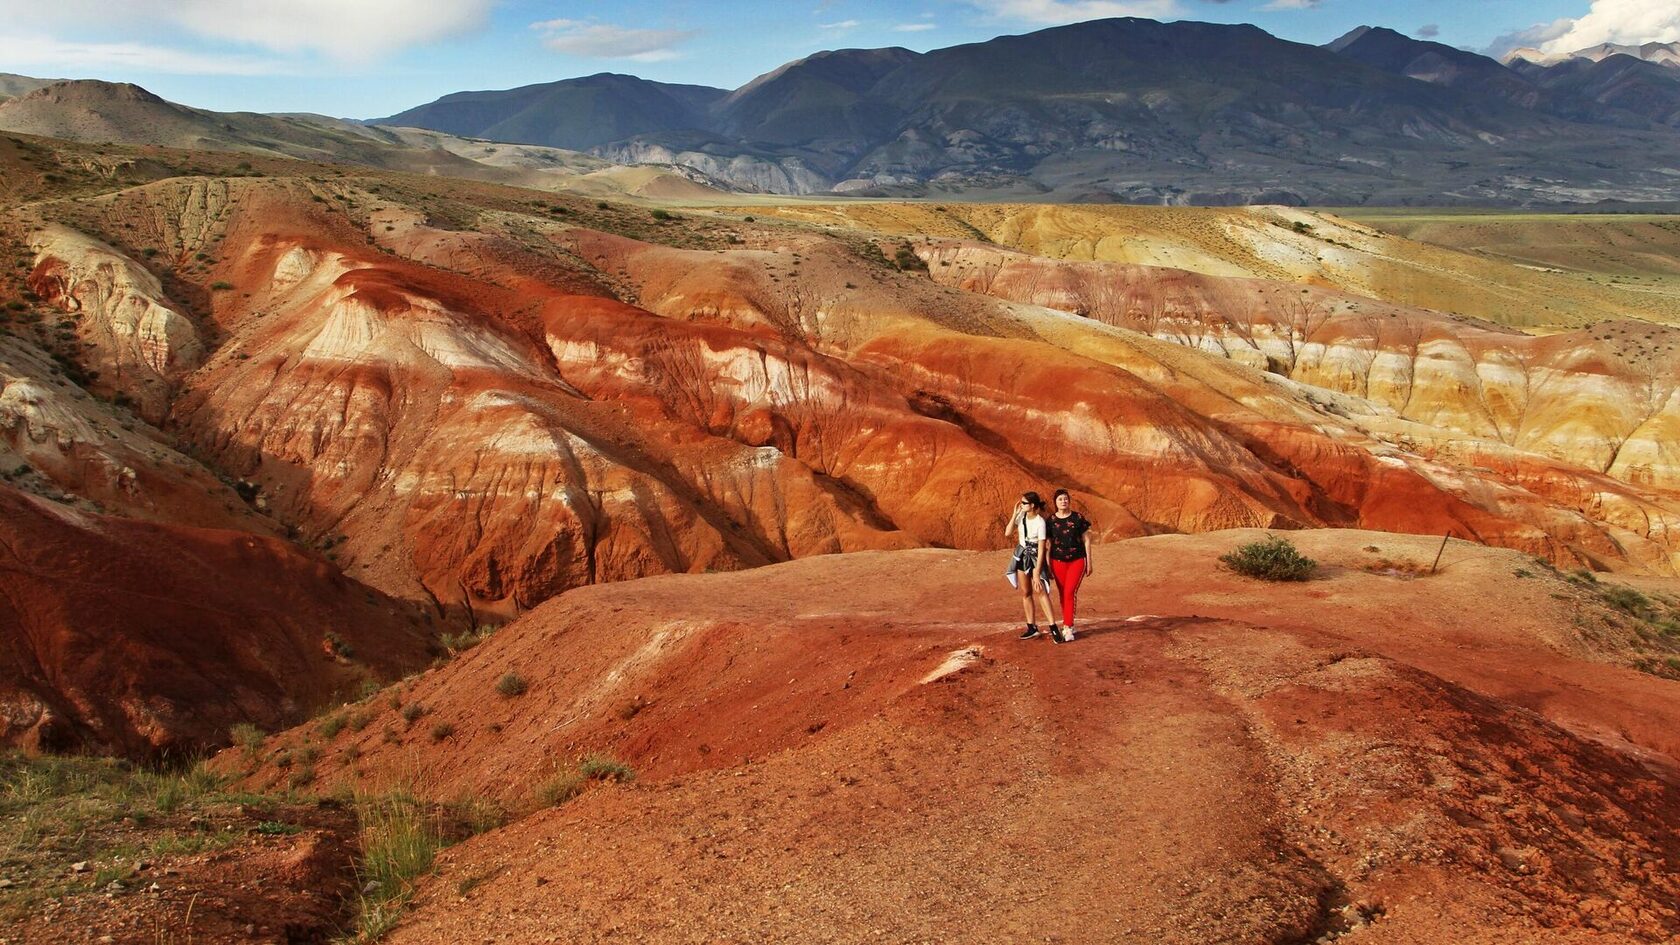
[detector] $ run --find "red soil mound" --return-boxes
[230,529,1680,943]
[0,485,435,759]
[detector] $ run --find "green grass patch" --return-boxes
[579,755,635,784]
[344,792,445,943]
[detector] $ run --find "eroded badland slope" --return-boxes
[5,133,1680,763]
[2,127,1679,944]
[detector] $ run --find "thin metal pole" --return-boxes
[1431,531,1452,575]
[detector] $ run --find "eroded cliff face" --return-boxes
[10,177,1680,625]
[919,240,1680,495]
[0,484,431,759]
[26,223,203,421]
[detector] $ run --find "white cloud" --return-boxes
[967,0,1183,24]
[1534,0,1680,55]
[894,22,939,31]
[0,0,493,60]
[1485,19,1574,59]
[821,19,862,29]
[0,33,286,75]
[530,20,700,61]
[1260,0,1321,10]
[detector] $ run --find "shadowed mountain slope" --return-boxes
[378,73,728,151]
[378,18,1680,202]
[0,485,434,759]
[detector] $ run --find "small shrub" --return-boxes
[350,792,443,941]
[210,281,234,291]
[535,771,585,808]
[318,713,347,739]
[495,672,528,698]
[1220,534,1317,582]
[1600,585,1651,616]
[230,722,266,756]
[347,709,375,732]
[401,703,425,724]
[429,722,455,742]
[288,766,316,789]
[324,630,355,659]
[449,797,505,836]
[579,755,634,783]
[595,201,610,210]
[742,215,754,222]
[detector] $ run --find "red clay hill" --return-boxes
[226,529,1680,944]
[0,484,433,759]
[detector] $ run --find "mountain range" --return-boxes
[6,19,1680,205]
[377,18,1680,204]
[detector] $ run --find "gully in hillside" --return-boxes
[1006,491,1065,643]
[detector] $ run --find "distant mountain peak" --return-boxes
[1505,40,1680,68]
[1325,26,1375,53]
[22,79,168,106]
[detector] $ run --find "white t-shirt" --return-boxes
[1018,514,1047,547]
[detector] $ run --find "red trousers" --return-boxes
[1049,557,1087,626]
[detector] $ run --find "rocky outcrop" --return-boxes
[0,334,263,531]
[27,224,202,421]
[917,239,1680,501]
[590,139,832,194]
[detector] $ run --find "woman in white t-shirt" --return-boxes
[1006,491,1063,642]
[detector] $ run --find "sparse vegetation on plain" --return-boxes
[0,752,258,920]
[1220,534,1317,581]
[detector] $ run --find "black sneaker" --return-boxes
[1049,625,1067,644]
[1019,624,1041,640]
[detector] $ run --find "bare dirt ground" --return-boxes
[215,529,1680,945]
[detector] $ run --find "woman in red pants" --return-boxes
[1046,489,1093,642]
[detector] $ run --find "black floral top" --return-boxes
[1047,512,1092,562]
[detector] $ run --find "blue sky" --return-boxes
[0,1,1669,118]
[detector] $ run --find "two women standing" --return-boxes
[1006,489,1094,644]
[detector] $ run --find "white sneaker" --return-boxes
[1061,625,1076,641]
